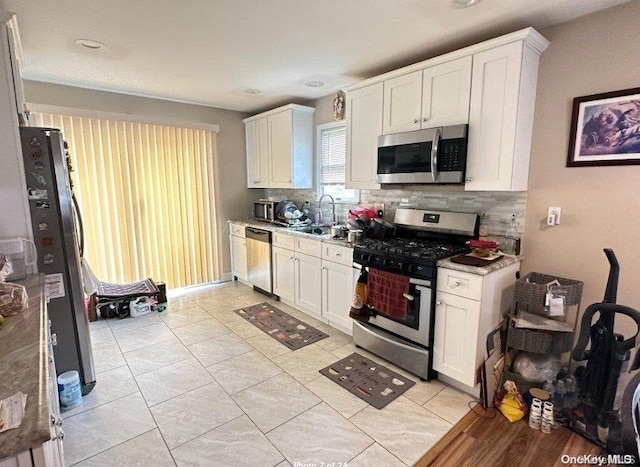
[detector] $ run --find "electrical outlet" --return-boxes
[547,206,562,225]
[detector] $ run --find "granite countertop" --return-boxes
[229,219,354,248]
[437,254,522,276]
[0,274,52,459]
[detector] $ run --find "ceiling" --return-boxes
[2,0,631,113]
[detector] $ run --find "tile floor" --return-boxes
[63,281,475,466]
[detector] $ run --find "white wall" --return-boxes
[526,1,640,326]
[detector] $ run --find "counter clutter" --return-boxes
[0,275,55,461]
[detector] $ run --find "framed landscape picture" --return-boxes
[567,87,640,167]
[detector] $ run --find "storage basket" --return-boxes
[507,324,574,355]
[515,272,583,307]
[507,326,553,354]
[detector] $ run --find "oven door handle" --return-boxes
[353,264,432,288]
[355,321,425,352]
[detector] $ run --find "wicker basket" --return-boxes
[515,272,583,307]
[507,327,553,353]
[507,325,574,355]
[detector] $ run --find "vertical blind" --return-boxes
[33,112,219,289]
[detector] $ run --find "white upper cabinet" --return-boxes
[382,56,472,135]
[421,56,472,128]
[243,104,314,189]
[465,40,542,191]
[343,28,548,192]
[268,110,294,188]
[245,118,269,188]
[383,70,423,134]
[345,82,383,190]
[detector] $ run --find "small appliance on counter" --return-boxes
[253,199,278,222]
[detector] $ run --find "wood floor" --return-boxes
[416,406,608,467]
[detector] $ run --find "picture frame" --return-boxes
[567,87,640,167]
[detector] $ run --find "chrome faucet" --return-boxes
[317,194,336,226]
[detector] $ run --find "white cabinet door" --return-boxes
[245,117,270,188]
[268,110,293,188]
[230,234,248,281]
[466,42,527,191]
[345,83,383,190]
[272,246,295,302]
[382,70,423,135]
[322,261,355,334]
[433,291,481,387]
[421,56,472,128]
[294,252,322,317]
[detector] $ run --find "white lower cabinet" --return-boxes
[433,263,519,390]
[230,233,248,282]
[272,246,295,302]
[271,232,354,333]
[433,292,481,387]
[322,260,356,334]
[294,252,322,317]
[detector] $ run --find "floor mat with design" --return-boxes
[319,352,415,409]
[234,302,329,350]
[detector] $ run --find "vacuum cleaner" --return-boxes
[571,249,640,452]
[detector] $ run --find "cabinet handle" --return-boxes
[422,117,429,122]
[51,333,58,346]
[336,253,342,257]
[436,300,442,305]
[450,281,461,288]
[413,118,419,124]
[465,178,472,183]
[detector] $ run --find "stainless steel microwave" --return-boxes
[377,124,468,184]
[253,200,277,222]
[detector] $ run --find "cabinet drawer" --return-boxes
[322,243,353,267]
[437,268,483,300]
[230,224,246,237]
[273,232,295,250]
[295,237,322,257]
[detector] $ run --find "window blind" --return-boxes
[320,126,347,184]
[33,112,219,289]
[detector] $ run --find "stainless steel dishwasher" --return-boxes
[245,226,273,295]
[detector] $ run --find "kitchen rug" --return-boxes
[234,302,329,350]
[319,352,415,409]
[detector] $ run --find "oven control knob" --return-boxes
[406,264,415,274]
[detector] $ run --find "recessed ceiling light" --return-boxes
[451,0,482,8]
[243,88,262,95]
[75,39,105,50]
[305,81,324,88]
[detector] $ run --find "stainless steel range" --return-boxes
[352,208,479,380]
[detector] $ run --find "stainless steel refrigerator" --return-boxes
[20,126,96,395]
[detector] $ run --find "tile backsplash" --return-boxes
[266,188,527,239]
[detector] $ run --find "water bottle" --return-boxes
[564,376,577,409]
[503,215,517,255]
[543,380,555,400]
[554,380,566,410]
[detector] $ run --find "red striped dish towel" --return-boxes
[366,268,409,320]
